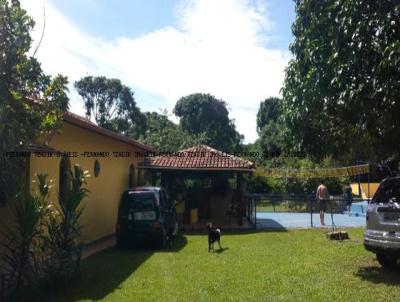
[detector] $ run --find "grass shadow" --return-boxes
[182,228,289,236]
[215,247,229,254]
[39,235,188,302]
[255,218,288,231]
[158,235,188,253]
[355,265,400,286]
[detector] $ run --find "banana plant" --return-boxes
[43,165,90,282]
[0,173,51,298]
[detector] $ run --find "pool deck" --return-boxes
[256,212,366,230]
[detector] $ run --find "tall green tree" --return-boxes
[74,76,145,138]
[282,0,400,164]
[173,93,243,152]
[256,97,282,132]
[0,0,69,203]
[256,97,286,155]
[140,110,209,152]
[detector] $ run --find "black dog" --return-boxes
[206,222,221,252]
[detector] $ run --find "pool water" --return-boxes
[255,200,369,229]
[349,201,368,217]
[256,212,366,229]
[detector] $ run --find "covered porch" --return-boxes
[138,145,255,229]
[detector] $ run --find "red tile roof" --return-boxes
[28,143,58,153]
[24,97,154,152]
[63,112,154,152]
[139,145,254,171]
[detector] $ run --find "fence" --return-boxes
[245,193,365,228]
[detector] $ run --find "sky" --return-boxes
[21,0,296,143]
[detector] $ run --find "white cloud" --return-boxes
[21,0,290,143]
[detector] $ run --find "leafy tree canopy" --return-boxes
[139,110,209,152]
[282,0,400,165]
[256,97,286,156]
[0,0,69,202]
[173,93,243,152]
[256,97,282,133]
[74,76,145,138]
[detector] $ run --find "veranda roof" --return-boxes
[138,145,254,172]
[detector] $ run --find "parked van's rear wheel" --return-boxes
[156,229,167,249]
[116,236,127,249]
[173,222,179,236]
[376,253,398,268]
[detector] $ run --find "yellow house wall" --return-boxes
[29,121,143,244]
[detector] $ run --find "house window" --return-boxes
[59,155,71,203]
[128,164,135,188]
[94,160,100,177]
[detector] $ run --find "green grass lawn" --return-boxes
[41,228,400,302]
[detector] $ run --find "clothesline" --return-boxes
[261,164,369,179]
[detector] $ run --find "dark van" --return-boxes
[116,187,178,248]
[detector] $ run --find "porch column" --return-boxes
[161,172,168,188]
[137,169,143,186]
[151,170,157,186]
[237,172,244,226]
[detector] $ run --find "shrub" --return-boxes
[252,156,350,194]
[43,165,90,283]
[0,166,90,299]
[0,174,51,299]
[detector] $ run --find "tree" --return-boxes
[256,97,286,155]
[0,0,69,203]
[256,97,282,133]
[282,0,400,164]
[173,93,243,152]
[140,110,209,152]
[74,76,145,138]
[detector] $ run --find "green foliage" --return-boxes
[256,97,282,133]
[246,171,272,193]
[173,93,243,152]
[0,174,51,298]
[256,97,286,155]
[249,157,349,194]
[74,76,145,138]
[139,110,211,152]
[44,165,90,282]
[0,0,69,203]
[282,0,400,163]
[140,111,184,151]
[1,167,89,298]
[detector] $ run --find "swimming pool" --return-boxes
[256,212,365,229]
[349,201,368,217]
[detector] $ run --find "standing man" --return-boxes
[316,181,329,226]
